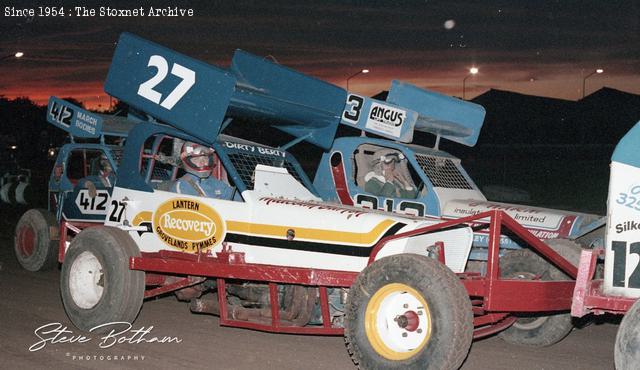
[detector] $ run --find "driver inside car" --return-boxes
[364,152,417,198]
[171,141,234,199]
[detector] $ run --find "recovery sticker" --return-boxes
[153,198,225,253]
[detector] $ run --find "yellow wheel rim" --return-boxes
[364,283,432,361]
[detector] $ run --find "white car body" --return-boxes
[100,165,474,274]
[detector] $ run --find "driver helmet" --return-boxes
[180,142,214,178]
[373,151,405,165]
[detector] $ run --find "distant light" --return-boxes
[444,19,456,30]
[469,67,479,75]
[582,68,605,98]
[48,148,56,157]
[10,145,17,150]
[346,69,370,90]
[14,52,23,58]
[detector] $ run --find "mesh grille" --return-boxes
[140,160,171,181]
[414,154,473,189]
[227,153,303,190]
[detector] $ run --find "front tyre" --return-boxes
[615,298,640,370]
[345,254,472,370]
[60,227,144,333]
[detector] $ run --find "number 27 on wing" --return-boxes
[137,55,196,110]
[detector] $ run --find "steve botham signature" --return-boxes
[29,322,182,351]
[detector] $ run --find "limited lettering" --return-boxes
[513,213,547,223]
[467,201,542,214]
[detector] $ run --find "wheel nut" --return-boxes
[403,303,409,308]
[417,329,422,334]
[402,332,408,337]
[418,311,423,315]
[396,315,409,328]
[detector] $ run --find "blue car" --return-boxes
[13,99,133,271]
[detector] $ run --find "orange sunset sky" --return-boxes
[1,1,638,110]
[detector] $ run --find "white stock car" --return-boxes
[60,121,476,370]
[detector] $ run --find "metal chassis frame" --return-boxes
[62,210,579,337]
[571,248,636,317]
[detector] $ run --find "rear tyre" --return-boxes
[615,298,640,370]
[345,254,473,370]
[543,238,598,280]
[14,209,58,271]
[497,249,574,346]
[60,227,144,333]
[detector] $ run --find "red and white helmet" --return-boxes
[180,142,214,178]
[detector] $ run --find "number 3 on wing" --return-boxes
[342,94,364,124]
[137,55,196,110]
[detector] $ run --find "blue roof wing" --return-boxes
[339,94,418,142]
[104,33,236,144]
[46,97,135,139]
[612,120,640,167]
[229,50,346,150]
[387,81,486,147]
[97,113,137,137]
[47,97,103,138]
[102,34,486,150]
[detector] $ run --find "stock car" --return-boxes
[56,33,482,370]
[307,82,605,264]
[56,33,586,370]
[13,98,132,271]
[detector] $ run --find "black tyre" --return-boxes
[345,254,473,370]
[544,238,582,280]
[14,208,58,271]
[497,248,574,346]
[615,298,640,370]
[547,237,605,280]
[60,226,144,333]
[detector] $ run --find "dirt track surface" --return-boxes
[0,235,618,370]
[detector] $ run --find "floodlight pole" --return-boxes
[582,69,604,98]
[462,67,478,100]
[346,69,370,91]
